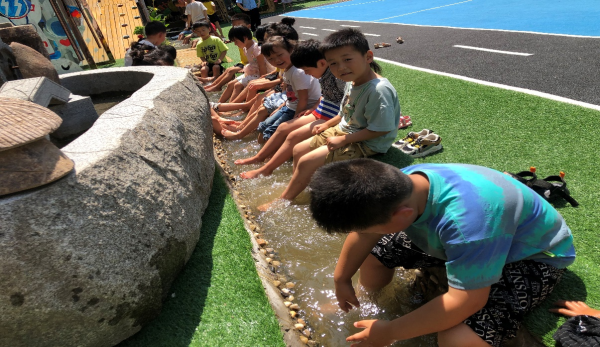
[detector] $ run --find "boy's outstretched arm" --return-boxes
[347,285,490,347]
[334,232,384,312]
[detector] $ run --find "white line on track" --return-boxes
[373,0,472,21]
[322,29,336,31]
[302,32,319,36]
[374,57,600,111]
[364,33,381,37]
[340,25,360,27]
[284,16,600,39]
[299,26,316,29]
[454,45,533,56]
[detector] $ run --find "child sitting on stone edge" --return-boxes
[308,159,576,347]
[257,28,400,211]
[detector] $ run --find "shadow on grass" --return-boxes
[525,269,588,341]
[373,147,415,169]
[117,169,226,347]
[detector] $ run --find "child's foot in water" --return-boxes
[257,198,288,211]
[240,167,273,179]
[235,156,262,165]
[222,129,243,140]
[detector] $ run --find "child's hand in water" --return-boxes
[335,281,360,312]
[346,319,396,347]
[326,136,346,151]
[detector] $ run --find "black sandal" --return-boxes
[506,167,579,207]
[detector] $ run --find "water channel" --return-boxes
[209,94,438,347]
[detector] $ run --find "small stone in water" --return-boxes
[414,269,424,278]
[290,310,297,318]
[260,249,267,255]
[300,336,309,344]
[257,239,267,246]
[294,323,305,330]
[288,295,295,301]
[240,205,247,209]
[289,304,300,310]
[271,260,280,267]
[281,288,291,295]
[302,329,311,337]
[250,224,257,231]
[430,274,439,284]
[284,301,292,307]
[266,248,274,253]
[253,232,260,238]
[297,318,306,325]
[265,257,272,263]
[273,280,281,287]
[286,282,295,289]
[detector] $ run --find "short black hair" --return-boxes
[321,28,381,74]
[309,159,413,233]
[130,44,175,66]
[162,45,177,60]
[261,35,297,57]
[291,39,323,68]
[192,21,211,30]
[255,24,268,45]
[228,25,253,42]
[144,21,167,37]
[266,19,298,41]
[231,13,251,25]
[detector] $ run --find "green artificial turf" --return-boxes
[118,169,285,347]
[375,60,600,345]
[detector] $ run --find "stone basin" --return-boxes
[0,67,214,347]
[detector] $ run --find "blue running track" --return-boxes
[291,0,600,37]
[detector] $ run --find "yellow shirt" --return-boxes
[202,1,216,15]
[238,46,248,65]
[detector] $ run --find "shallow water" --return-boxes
[210,92,438,346]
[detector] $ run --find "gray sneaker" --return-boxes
[401,133,443,158]
[392,129,434,149]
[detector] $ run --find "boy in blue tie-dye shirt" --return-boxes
[308,159,575,347]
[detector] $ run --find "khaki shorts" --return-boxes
[310,126,378,164]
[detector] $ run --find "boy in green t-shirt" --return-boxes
[193,21,228,79]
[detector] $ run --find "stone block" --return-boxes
[0,77,71,107]
[49,94,99,139]
[0,23,14,29]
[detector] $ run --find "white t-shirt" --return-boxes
[243,42,261,76]
[282,66,321,111]
[185,2,207,24]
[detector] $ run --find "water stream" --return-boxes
[209,94,438,346]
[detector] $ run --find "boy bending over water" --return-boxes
[309,159,575,347]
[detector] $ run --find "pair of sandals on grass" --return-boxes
[505,167,579,207]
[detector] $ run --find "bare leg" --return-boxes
[230,87,250,103]
[237,116,321,172]
[212,65,222,79]
[205,68,240,91]
[216,100,254,112]
[218,80,237,103]
[200,65,209,78]
[257,140,327,211]
[230,82,245,101]
[358,254,395,290]
[221,106,270,140]
[214,21,224,38]
[438,324,490,347]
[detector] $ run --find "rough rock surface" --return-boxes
[9,42,60,84]
[0,24,50,59]
[0,37,21,85]
[0,67,214,347]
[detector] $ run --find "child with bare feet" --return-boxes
[214,26,271,103]
[222,36,320,141]
[193,21,228,79]
[257,28,400,211]
[236,39,346,179]
[202,13,251,91]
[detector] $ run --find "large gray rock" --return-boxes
[0,37,22,85]
[0,24,50,59]
[0,66,214,347]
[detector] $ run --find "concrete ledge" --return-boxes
[0,67,214,347]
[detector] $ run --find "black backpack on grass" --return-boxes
[506,167,579,207]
